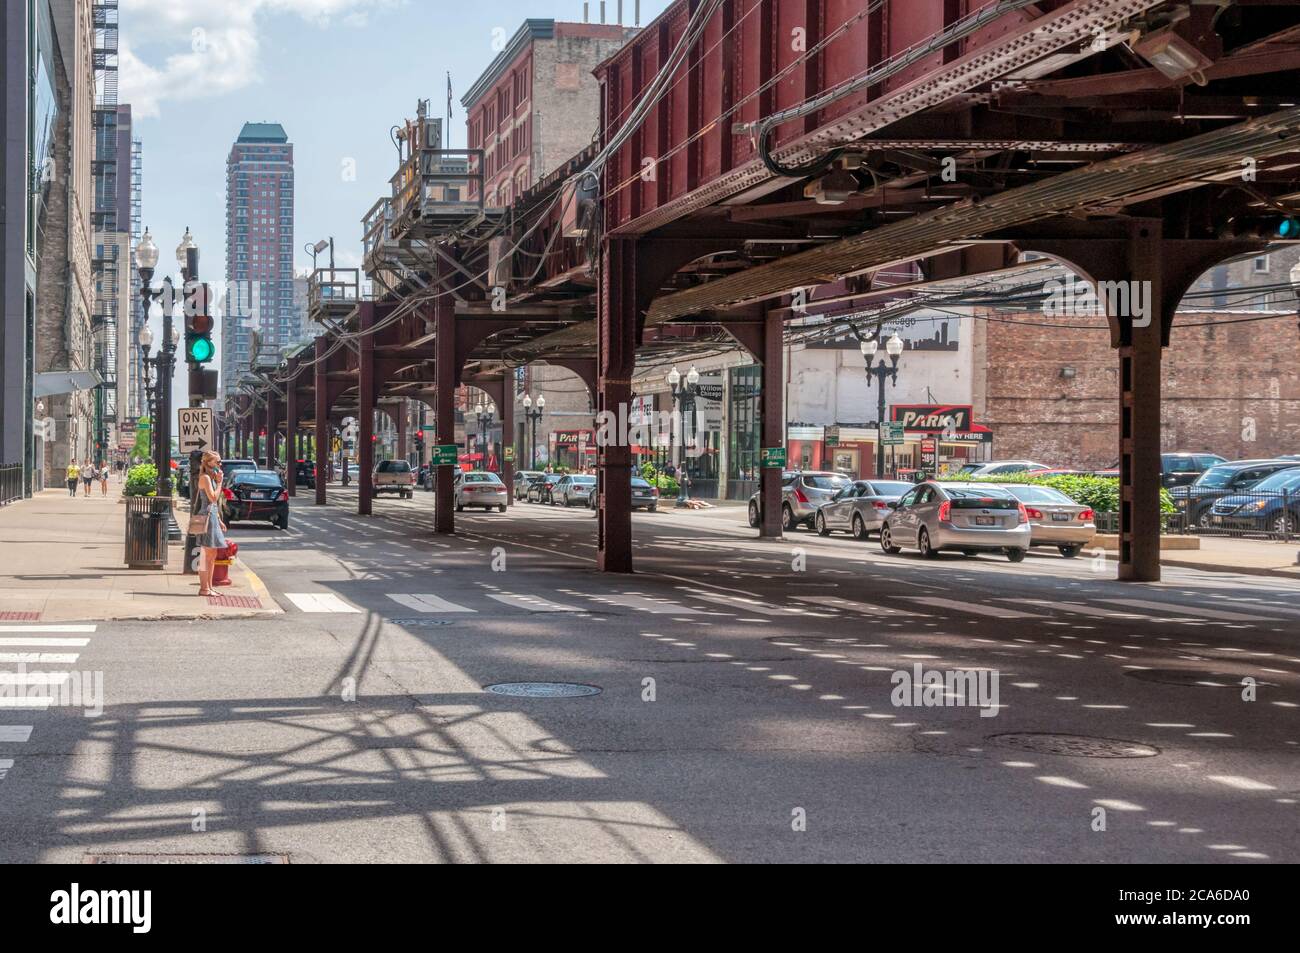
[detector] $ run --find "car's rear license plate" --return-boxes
[976,516,995,526]
[1051,513,1071,521]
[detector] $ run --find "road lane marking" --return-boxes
[1003,599,1151,620]
[904,597,1043,619]
[0,672,71,686]
[580,593,700,615]
[486,593,584,612]
[387,593,477,614]
[0,639,89,648]
[0,625,96,633]
[284,593,361,613]
[1097,599,1277,622]
[791,595,928,617]
[0,653,79,664]
[677,588,835,617]
[0,726,33,742]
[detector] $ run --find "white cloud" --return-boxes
[120,0,389,118]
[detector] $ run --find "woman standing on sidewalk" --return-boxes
[195,450,228,596]
[98,461,109,496]
[81,459,95,498]
[66,461,80,497]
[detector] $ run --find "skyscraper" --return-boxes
[223,122,294,396]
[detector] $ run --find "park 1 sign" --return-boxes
[177,407,213,453]
[760,446,787,468]
[431,444,458,466]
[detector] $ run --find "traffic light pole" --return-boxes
[183,246,205,577]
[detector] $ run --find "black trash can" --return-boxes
[125,496,170,569]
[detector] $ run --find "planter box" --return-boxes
[1089,534,1201,551]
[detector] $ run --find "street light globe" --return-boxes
[170,325,181,346]
[486,403,496,417]
[686,366,700,386]
[885,332,904,357]
[176,226,196,270]
[666,366,681,386]
[522,394,532,409]
[860,338,877,358]
[138,324,154,348]
[135,228,159,271]
[536,394,546,410]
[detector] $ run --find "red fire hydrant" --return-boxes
[212,541,238,587]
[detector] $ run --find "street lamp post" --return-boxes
[135,228,181,497]
[474,398,496,470]
[522,394,545,469]
[667,365,701,505]
[137,324,155,463]
[861,332,904,479]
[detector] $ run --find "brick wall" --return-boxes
[982,309,1300,468]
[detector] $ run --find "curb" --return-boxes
[1098,550,1300,579]
[234,557,282,612]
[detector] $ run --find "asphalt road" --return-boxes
[2,488,1297,863]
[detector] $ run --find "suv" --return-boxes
[1170,459,1300,527]
[881,482,1032,561]
[1161,452,1225,488]
[747,470,853,531]
[373,459,415,498]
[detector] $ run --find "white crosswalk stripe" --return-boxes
[579,592,700,615]
[0,625,96,633]
[0,726,33,742]
[1097,598,1278,622]
[486,592,585,612]
[284,593,361,613]
[904,597,1044,619]
[678,588,836,617]
[0,653,79,664]
[0,638,89,648]
[387,593,476,614]
[791,595,929,617]
[1003,599,1152,620]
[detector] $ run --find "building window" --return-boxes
[1253,255,1270,273]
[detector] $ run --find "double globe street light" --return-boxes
[522,393,545,469]
[861,332,905,480]
[667,365,701,505]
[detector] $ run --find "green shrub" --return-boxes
[124,463,176,497]
[966,472,1174,513]
[638,462,679,496]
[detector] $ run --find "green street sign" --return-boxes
[504,446,515,463]
[823,426,840,447]
[431,444,458,466]
[881,422,905,446]
[760,447,787,468]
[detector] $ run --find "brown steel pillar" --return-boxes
[396,400,407,462]
[358,303,376,516]
[597,239,637,572]
[314,337,328,505]
[266,393,280,469]
[285,383,298,497]
[500,384,514,505]
[252,402,264,466]
[434,297,456,533]
[759,305,784,538]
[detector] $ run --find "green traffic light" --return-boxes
[189,337,214,363]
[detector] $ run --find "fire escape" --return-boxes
[129,136,143,420]
[90,0,119,454]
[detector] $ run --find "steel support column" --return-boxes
[285,382,298,497]
[358,303,376,516]
[759,305,784,538]
[314,337,329,506]
[434,296,456,534]
[500,384,514,505]
[266,393,279,469]
[396,400,407,462]
[597,239,637,572]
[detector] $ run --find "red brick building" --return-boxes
[976,309,1300,467]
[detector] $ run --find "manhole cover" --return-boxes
[1126,669,1249,687]
[484,682,602,698]
[387,618,454,627]
[987,732,1159,759]
[85,853,289,864]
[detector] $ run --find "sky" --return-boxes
[121,0,675,411]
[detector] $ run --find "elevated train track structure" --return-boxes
[227,0,1300,580]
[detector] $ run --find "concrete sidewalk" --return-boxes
[0,489,282,622]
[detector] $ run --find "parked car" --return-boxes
[880,482,1031,561]
[553,474,597,506]
[222,458,259,479]
[1170,459,1300,527]
[814,479,914,539]
[747,470,853,531]
[1160,452,1227,488]
[586,476,660,511]
[292,459,316,489]
[527,473,564,504]
[422,464,462,491]
[955,460,1052,478]
[455,470,507,512]
[373,459,415,498]
[1001,483,1096,557]
[513,470,545,499]
[1206,466,1300,536]
[223,470,289,530]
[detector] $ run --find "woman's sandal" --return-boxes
[198,589,215,597]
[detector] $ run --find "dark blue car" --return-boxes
[1170,459,1300,527]
[1207,467,1300,536]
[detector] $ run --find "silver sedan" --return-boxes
[1001,484,1096,557]
[880,482,1032,561]
[814,480,914,540]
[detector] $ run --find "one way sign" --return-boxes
[178,407,214,453]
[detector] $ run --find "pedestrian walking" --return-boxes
[99,461,109,496]
[81,459,95,497]
[194,450,229,597]
[66,461,80,497]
